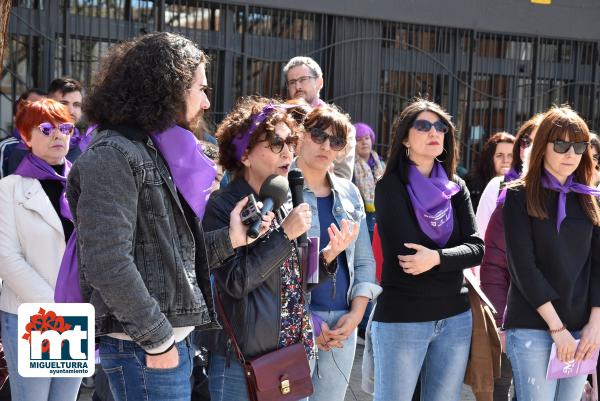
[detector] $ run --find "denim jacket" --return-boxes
[67,126,231,351]
[291,161,382,306]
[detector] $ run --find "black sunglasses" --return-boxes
[552,140,589,155]
[261,135,298,154]
[308,127,347,151]
[519,136,532,149]
[412,119,449,134]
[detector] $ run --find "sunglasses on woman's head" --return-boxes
[38,122,74,136]
[262,135,299,154]
[412,119,449,134]
[308,127,347,151]
[552,140,589,155]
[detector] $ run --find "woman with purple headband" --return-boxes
[202,97,317,401]
[503,106,600,401]
[371,99,484,401]
[0,99,81,401]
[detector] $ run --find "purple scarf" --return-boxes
[13,154,82,302]
[150,125,216,220]
[406,162,460,247]
[541,169,600,232]
[496,167,522,205]
[70,126,95,152]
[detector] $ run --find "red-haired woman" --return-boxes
[0,99,81,401]
[503,106,600,401]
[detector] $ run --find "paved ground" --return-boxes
[77,344,477,401]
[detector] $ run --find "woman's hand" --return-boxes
[551,330,578,363]
[229,197,275,248]
[397,243,441,275]
[281,203,311,240]
[322,219,359,263]
[145,345,179,369]
[332,310,363,340]
[575,316,600,361]
[315,322,343,351]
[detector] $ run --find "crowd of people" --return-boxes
[0,31,598,401]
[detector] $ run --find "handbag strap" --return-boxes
[213,285,246,364]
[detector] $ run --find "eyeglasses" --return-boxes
[593,154,600,163]
[412,119,449,134]
[38,122,74,136]
[519,136,532,149]
[552,140,589,155]
[286,76,316,87]
[308,127,347,151]
[261,135,299,154]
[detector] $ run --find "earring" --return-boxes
[405,147,410,158]
[435,148,448,163]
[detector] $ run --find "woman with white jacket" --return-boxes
[0,99,81,401]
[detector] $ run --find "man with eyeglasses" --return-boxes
[283,56,356,180]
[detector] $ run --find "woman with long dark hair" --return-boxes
[372,98,484,401]
[466,132,515,211]
[503,106,600,401]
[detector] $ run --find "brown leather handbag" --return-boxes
[214,289,313,401]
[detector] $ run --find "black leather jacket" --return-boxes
[201,177,297,359]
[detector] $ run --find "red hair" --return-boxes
[15,99,73,142]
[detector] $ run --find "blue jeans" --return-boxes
[0,311,81,401]
[310,309,357,401]
[371,309,472,401]
[209,353,311,401]
[98,335,194,401]
[506,328,587,401]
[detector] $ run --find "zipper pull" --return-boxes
[331,274,336,299]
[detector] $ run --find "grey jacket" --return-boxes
[67,125,232,351]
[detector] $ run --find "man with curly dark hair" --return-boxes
[66,32,272,401]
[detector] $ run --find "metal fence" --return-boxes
[2,0,600,168]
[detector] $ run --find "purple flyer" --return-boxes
[546,340,599,380]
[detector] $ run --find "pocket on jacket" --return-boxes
[141,167,170,217]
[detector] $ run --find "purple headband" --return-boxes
[232,103,296,161]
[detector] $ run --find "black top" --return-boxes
[373,173,484,323]
[503,186,600,331]
[39,164,74,241]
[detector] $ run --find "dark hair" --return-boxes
[468,131,515,185]
[14,88,48,116]
[521,106,600,225]
[384,98,457,183]
[512,113,544,169]
[216,96,296,176]
[83,32,207,134]
[48,77,82,95]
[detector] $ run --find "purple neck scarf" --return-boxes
[406,162,460,247]
[150,125,216,220]
[70,125,95,152]
[496,167,522,205]
[541,169,600,232]
[14,153,72,220]
[14,154,81,302]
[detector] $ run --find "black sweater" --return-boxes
[503,186,600,331]
[373,173,484,323]
[40,164,73,241]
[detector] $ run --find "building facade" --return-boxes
[2,0,599,167]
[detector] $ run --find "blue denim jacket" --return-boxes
[291,161,382,306]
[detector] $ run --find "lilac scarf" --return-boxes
[150,125,216,219]
[13,154,82,302]
[541,169,600,232]
[406,162,460,247]
[70,126,96,152]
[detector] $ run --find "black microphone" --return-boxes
[247,174,289,239]
[288,169,308,247]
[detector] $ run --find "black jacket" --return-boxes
[201,177,297,359]
[503,186,600,331]
[373,173,484,323]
